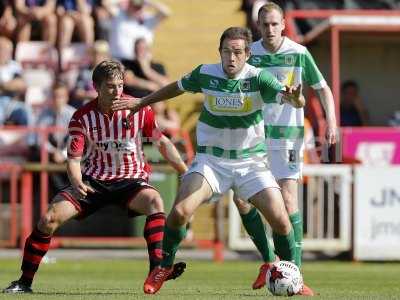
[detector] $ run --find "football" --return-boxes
[266,261,303,296]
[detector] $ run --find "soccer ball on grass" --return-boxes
[266,261,303,296]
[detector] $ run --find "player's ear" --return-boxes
[245,49,251,61]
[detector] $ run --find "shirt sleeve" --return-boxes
[302,49,327,90]
[258,69,285,104]
[142,106,162,141]
[177,64,203,93]
[67,114,85,158]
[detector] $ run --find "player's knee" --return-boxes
[234,197,252,214]
[147,195,164,213]
[269,211,292,235]
[171,205,191,226]
[38,213,60,235]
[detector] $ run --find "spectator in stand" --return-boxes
[123,38,169,98]
[0,0,17,40]
[340,80,369,126]
[33,80,76,164]
[30,80,76,190]
[0,37,31,160]
[0,37,29,126]
[109,0,170,61]
[15,0,57,46]
[57,0,95,48]
[70,39,110,108]
[93,0,121,40]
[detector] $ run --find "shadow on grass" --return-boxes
[34,290,141,296]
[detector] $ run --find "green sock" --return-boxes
[272,229,296,263]
[160,225,187,268]
[240,207,275,262]
[289,212,303,268]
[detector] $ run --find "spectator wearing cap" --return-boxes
[109,0,170,60]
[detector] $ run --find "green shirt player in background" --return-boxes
[234,1,337,293]
[111,26,311,295]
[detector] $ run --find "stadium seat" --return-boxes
[60,43,90,71]
[23,68,55,111]
[15,41,58,69]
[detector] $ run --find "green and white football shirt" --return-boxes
[178,63,283,159]
[248,37,327,150]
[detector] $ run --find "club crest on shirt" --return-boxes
[241,80,251,92]
[249,56,262,66]
[284,55,295,66]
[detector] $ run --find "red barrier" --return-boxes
[0,163,21,247]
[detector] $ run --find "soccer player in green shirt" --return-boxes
[112,26,312,295]
[233,2,337,293]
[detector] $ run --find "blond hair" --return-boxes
[258,2,284,20]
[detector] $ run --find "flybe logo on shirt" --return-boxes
[208,95,252,112]
[96,140,129,152]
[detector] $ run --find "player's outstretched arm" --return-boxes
[156,134,188,175]
[111,81,184,113]
[281,84,305,108]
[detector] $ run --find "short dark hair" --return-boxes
[341,80,359,91]
[92,60,124,87]
[258,2,284,20]
[219,27,252,51]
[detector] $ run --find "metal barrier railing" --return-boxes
[228,164,352,252]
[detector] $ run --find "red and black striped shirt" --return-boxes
[67,97,161,181]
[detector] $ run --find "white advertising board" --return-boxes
[354,166,400,260]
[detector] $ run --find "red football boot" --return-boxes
[297,283,315,296]
[143,266,173,294]
[252,262,273,290]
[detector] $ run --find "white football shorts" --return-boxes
[184,153,279,201]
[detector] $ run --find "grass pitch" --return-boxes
[1,259,399,299]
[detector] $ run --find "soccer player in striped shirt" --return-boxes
[233,2,337,294]
[111,27,309,295]
[3,60,188,294]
